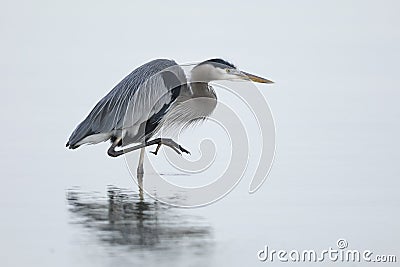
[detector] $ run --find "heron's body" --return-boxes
[67,59,188,149]
[67,58,272,160]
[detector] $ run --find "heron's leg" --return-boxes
[108,138,190,157]
[138,175,144,201]
[137,148,145,200]
[107,137,122,157]
[137,148,145,174]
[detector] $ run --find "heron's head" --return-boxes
[191,58,273,84]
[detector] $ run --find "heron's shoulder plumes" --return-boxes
[197,58,236,69]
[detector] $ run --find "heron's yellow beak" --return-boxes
[241,71,274,84]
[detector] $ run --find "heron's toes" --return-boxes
[179,145,191,155]
[150,139,190,155]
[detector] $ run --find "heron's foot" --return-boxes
[178,145,190,155]
[150,138,190,156]
[150,143,162,155]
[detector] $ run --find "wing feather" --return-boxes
[66,59,186,148]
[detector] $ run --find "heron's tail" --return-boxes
[66,141,79,149]
[66,125,87,149]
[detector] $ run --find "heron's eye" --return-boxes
[226,69,231,73]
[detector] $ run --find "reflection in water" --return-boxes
[66,186,213,255]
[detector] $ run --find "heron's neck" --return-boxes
[189,82,215,98]
[189,66,216,97]
[190,64,214,83]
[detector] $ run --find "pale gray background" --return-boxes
[0,0,399,266]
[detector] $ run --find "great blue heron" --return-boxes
[66,58,273,176]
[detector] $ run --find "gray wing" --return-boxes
[66,59,187,148]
